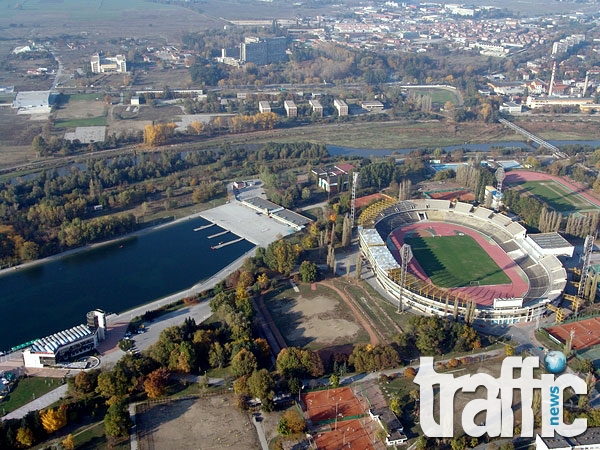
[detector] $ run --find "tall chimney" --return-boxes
[583,71,589,97]
[548,61,557,96]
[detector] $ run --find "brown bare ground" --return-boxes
[136,395,260,450]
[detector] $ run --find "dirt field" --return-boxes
[136,395,260,450]
[265,283,370,350]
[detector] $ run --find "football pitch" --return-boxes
[518,180,598,213]
[404,235,511,288]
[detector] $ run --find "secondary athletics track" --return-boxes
[505,170,600,209]
[390,222,529,307]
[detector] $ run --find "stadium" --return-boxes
[358,198,574,324]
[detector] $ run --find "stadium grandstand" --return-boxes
[359,200,572,324]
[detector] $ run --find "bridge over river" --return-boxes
[499,118,568,159]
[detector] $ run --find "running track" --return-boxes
[390,223,529,307]
[505,170,600,209]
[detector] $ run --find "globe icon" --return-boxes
[544,351,567,374]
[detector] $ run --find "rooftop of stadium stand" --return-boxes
[528,232,572,249]
[370,246,400,271]
[360,227,386,246]
[30,324,93,354]
[244,196,281,212]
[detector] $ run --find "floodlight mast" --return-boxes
[398,244,413,313]
[350,172,359,228]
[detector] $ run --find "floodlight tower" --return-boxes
[398,244,413,313]
[495,166,506,194]
[350,172,359,228]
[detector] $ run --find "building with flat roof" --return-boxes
[311,162,355,193]
[259,101,271,113]
[536,427,600,449]
[90,54,127,73]
[23,310,106,368]
[240,36,287,66]
[526,96,594,110]
[361,100,384,112]
[241,196,311,230]
[334,98,348,116]
[284,100,297,117]
[309,99,323,117]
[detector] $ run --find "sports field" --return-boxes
[404,235,511,288]
[517,180,598,213]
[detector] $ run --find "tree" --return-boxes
[278,410,306,435]
[505,344,515,357]
[247,369,275,401]
[40,406,67,434]
[209,341,228,368]
[265,240,298,274]
[96,367,131,400]
[72,369,100,397]
[104,398,131,438]
[299,260,318,283]
[62,434,75,450]
[16,427,35,448]
[144,367,170,399]
[404,367,417,378]
[329,373,340,388]
[389,396,401,416]
[231,348,258,377]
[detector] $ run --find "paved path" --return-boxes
[2,384,68,421]
[252,414,269,450]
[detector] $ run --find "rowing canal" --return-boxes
[0,217,254,351]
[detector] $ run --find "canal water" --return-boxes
[0,217,254,351]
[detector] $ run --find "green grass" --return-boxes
[518,180,597,213]
[0,377,63,414]
[54,117,107,129]
[406,87,459,105]
[68,93,105,102]
[71,421,129,450]
[405,235,511,288]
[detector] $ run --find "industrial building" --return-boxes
[90,54,127,73]
[22,310,106,368]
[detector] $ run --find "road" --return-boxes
[98,298,215,368]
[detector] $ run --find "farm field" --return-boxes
[517,180,598,213]
[405,235,511,288]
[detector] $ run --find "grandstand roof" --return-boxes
[370,246,401,271]
[30,324,93,354]
[528,232,572,250]
[360,227,386,246]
